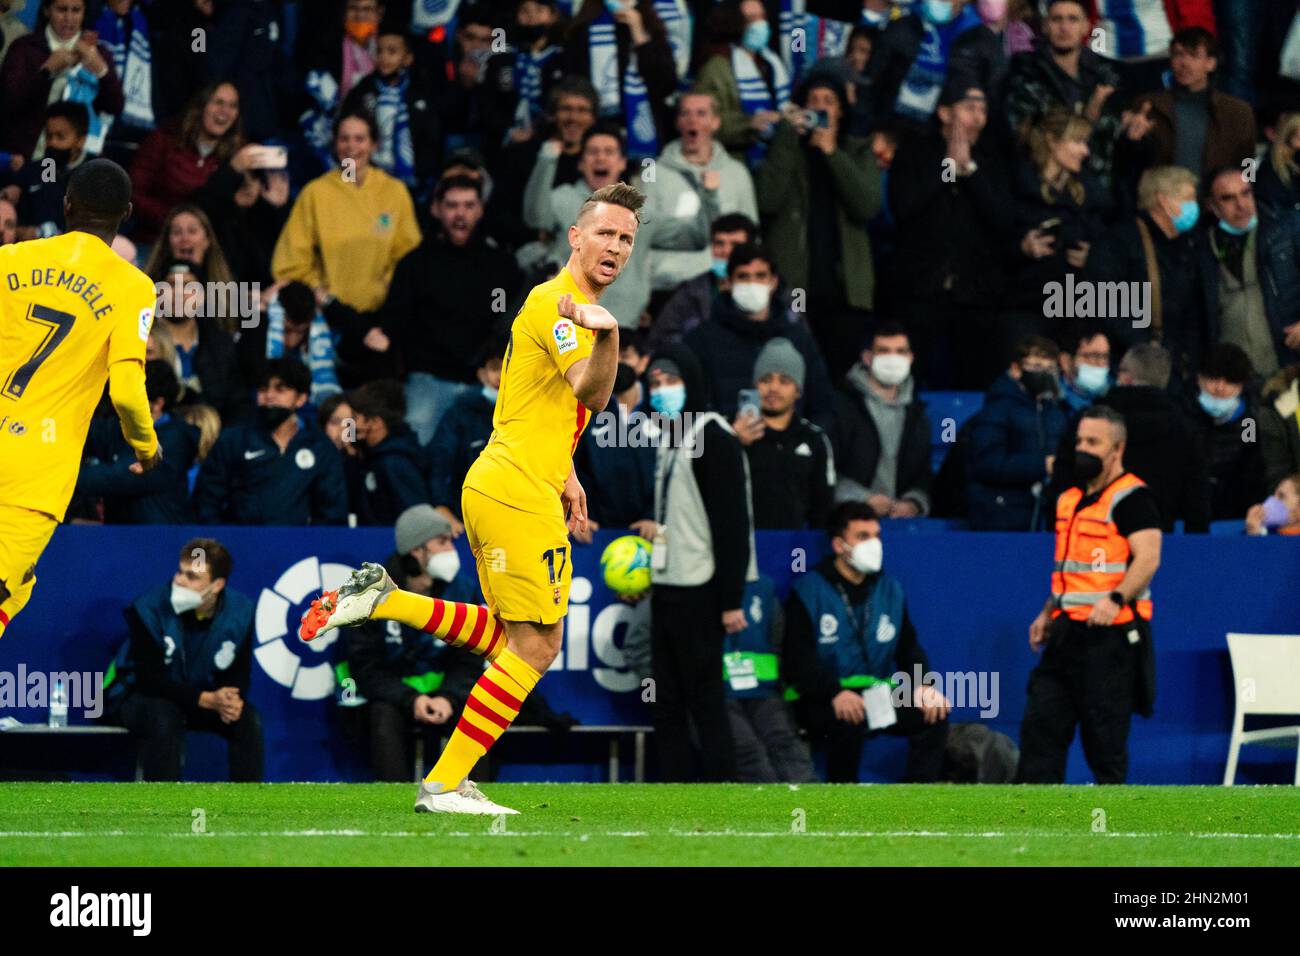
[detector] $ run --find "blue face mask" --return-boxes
[922,0,956,24]
[1218,214,1257,237]
[710,257,728,279]
[1074,362,1110,397]
[1198,390,1241,421]
[650,384,686,416]
[1171,199,1200,234]
[741,19,770,52]
[482,385,499,404]
[604,0,624,14]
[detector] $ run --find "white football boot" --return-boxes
[298,561,397,641]
[413,780,519,815]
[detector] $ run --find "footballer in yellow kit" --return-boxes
[300,181,644,814]
[0,160,161,638]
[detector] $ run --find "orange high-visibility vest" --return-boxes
[1051,472,1154,624]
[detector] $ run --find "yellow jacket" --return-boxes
[271,164,421,312]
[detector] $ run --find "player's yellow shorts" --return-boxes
[0,504,58,628]
[462,486,571,625]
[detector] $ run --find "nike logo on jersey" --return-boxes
[244,449,266,460]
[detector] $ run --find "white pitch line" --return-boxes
[0,830,1298,840]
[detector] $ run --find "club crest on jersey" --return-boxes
[553,319,578,354]
[553,587,562,605]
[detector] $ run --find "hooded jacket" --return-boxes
[966,372,1069,531]
[683,290,834,424]
[649,342,752,610]
[831,363,932,513]
[357,424,432,527]
[77,413,200,524]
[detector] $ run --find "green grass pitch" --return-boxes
[1,783,1297,866]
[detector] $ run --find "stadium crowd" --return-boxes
[5,0,1300,782]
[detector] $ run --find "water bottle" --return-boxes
[49,679,68,728]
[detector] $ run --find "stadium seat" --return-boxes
[1222,633,1300,786]
[920,391,984,474]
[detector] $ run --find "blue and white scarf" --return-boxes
[95,6,154,130]
[63,65,107,155]
[779,0,811,84]
[300,69,340,172]
[513,43,562,129]
[732,43,790,167]
[266,299,342,405]
[894,4,981,122]
[412,0,462,31]
[654,0,692,88]
[590,12,659,159]
[373,71,415,187]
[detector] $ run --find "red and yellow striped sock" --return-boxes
[374,589,505,661]
[424,648,541,790]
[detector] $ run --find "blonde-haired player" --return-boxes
[0,159,161,639]
[300,182,645,813]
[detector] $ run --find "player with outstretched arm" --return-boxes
[299,182,644,814]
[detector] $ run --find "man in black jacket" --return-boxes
[784,502,950,782]
[349,380,432,527]
[381,174,524,444]
[1049,342,1211,531]
[193,358,348,525]
[76,360,199,525]
[1202,165,1300,380]
[733,338,836,529]
[636,343,752,782]
[830,322,932,518]
[1187,343,1266,521]
[1085,164,1216,395]
[683,242,834,425]
[884,77,1011,388]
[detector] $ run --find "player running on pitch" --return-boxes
[0,160,161,640]
[300,182,643,814]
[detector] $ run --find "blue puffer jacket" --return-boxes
[966,372,1068,531]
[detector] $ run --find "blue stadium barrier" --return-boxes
[920,390,984,474]
[1,526,1296,784]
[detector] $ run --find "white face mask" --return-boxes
[425,549,461,583]
[871,353,912,387]
[731,281,772,314]
[847,537,883,574]
[170,583,206,615]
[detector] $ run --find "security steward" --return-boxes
[1018,405,1162,784]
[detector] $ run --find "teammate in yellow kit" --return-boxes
[0,160,161,639]
[301,182,644,813]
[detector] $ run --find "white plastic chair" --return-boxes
[1223,633,1300,785]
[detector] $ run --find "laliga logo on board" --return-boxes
[253,556,354,700]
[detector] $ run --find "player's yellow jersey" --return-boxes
[464,266,596,516]
[0,232,158,519]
